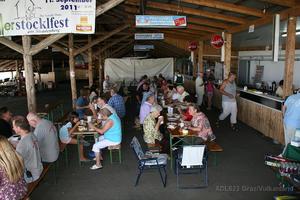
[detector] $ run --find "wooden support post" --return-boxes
[283,16,297,97]
[88,35,93,87]
[224,33,232,79]
[51,59,55,72]
[99,53,103,93]
[22,35,37,112]
[198,41,204,73]
[15,60,20,91]
[69,34,77,109]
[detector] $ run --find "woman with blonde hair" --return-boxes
[0,135,27,200]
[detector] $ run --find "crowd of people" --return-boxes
[3,68,299,199]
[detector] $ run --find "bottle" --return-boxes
[272,81,277,93]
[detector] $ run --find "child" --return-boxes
[59,112,89,161]
[205,78,214,110]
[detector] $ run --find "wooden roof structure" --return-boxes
[0,0,299,112]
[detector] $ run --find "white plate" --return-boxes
[168,117,178,122]
[167,125,176,129]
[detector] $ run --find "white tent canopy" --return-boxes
[104,58,174,84]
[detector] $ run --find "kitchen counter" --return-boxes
[213,87,284,144]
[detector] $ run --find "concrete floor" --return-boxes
[0,82,293,200]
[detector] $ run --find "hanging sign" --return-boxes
[188,41,198,51]
[134,45,154,51]
[211,34,224,49]
[0,0,96,36]
[135,33,164,40]
[136,15,187,28]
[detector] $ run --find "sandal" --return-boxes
[90,164,103,170]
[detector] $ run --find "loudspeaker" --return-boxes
[272,14,280,62]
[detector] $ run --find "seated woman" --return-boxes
[187,104,216,142]
[89,108,122,170]
[178,96,193,121]
[59,112,89,161]
[143,105,164,148]
[0,136,27,200]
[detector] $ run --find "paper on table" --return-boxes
[181,145,205,167]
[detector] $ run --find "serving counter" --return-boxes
[213,88,285,144]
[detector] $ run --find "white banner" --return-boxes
[0,0,96,36]
[104,58,174,83]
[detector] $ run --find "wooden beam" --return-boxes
[96,0,125,16]
[198,41,204,73]
[283,16,297,97]
[126,0,247,24]
[229,6,300,33]
[224,33,232,78]
[0,37,24,54]
[32,36,69,56]
[74,24,129,56]
[69,34,77,109]
[88,35,93,87]
[258,0,296,7]
[110,40,134,56]
[125,6,231,29]
[22,36,37,112]
[187,24,222,33]
[30,34,65,56]
[181,0,264,17]
[94,34,132,59]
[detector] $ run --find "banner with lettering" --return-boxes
[0,0,96,36]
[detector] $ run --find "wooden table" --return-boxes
[167,122,198,170]
[73,124,98,166]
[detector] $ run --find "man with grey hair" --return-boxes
[143,104,164,148]
[27,112,59,163]
[172,85,189,103]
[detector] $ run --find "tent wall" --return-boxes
[104,58,174,83]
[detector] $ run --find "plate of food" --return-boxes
[168,117,178,122]
[167,124,176,130]
[78,126,87,132]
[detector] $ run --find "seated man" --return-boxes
[27,112,59,163]
[0,106,13,138]
[89,94,116,119]
[76,88,90,119]
[13,116,43,183]
[143,105,164,148]
[172,85,189,103]
[108,87,126,119]
[139,93,155,126]
[103,75,114,93]
[89,108,122,170]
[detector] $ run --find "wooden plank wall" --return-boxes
[213,88,284,144]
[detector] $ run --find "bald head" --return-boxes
[26,112,41,128]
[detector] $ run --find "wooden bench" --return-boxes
[54,111,70,167]
[108,144,122,164]
[205,141,223,166]
[22,164,50,200]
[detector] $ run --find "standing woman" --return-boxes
[0,136,27,200]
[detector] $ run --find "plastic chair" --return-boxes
[130,137,167,187]
[176,145,208,189]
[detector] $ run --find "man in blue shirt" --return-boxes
[282,93,300,146]
[108,87,126,118]
[76,89,89,119]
